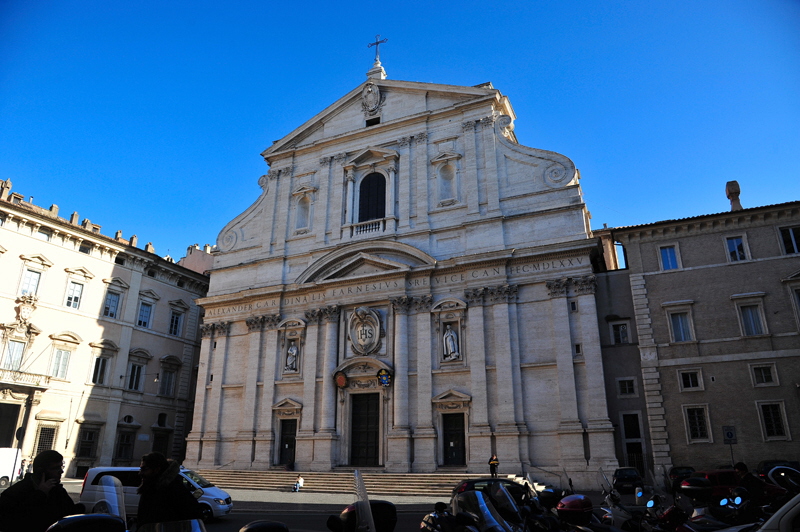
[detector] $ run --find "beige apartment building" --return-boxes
[596,189,800,472]
[0,179,209,478]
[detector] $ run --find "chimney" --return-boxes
[130,235,138,247]
[115,230,123,240]
[49,204,59,216]
[145,242,155,253]
[70,212,79,224]
[726,181,743,211]
[0,179,11,201]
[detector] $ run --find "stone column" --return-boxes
[387,163,397,225]
[199,321,231,467]
[461,121,481,218]
[465,288,491,472]
[254,314,282,467]
[295,308,321,469]
[315,157,332,246]
[411,295,436,472]
[313,305,340,470]
[387,296,412,471]
[413,132,430,230]
[488,285,522,473]
[398,137,412,227]
[344,167,355,226]
[236,315,266,466]
[184,323,214,466]
[479,117,501,214]
[546,279,584,467]
[571,276,617,470]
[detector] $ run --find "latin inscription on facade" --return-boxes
[204,258,584,317]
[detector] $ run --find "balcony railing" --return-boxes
[347,217,396,237]
[0,368,51,388]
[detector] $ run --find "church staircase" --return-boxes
[196,470,492,497]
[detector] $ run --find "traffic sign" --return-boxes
[722,426,737,444]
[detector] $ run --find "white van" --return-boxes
[79,466,233,521]
[0,447,22,488]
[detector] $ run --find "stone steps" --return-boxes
[196,470,526,497]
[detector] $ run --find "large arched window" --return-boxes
[358,173,386,222]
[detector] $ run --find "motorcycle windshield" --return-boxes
[453,490,513,532]
[597,467,613,493]
[353,470,377,532]
[95,474,126,523]
[768,467,800,495]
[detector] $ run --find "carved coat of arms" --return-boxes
[361,83,384,116]
[348,307,382,355]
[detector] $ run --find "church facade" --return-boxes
[185,61,618,485]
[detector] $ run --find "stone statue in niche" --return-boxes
[285,340,298,372]
[443,324,460,361]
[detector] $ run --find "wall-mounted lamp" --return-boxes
[154,373,160,383]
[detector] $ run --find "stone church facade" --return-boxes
[185,61,618,485]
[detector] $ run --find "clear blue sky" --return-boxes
[2,1,798,261]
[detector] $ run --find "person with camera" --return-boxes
[0,450,80,532]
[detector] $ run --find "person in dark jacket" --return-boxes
[0,450,80,532]
[488,454,499,478]
[734,462,767,505]
[137,452,201,527]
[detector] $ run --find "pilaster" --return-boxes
[413,133,429,230]
[254,314,281,467]
[313,305,341,470]
[461,121,481,217]
[386,296,412,472]
[465,287,491,471]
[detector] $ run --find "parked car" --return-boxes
[755,461,800,483]
[668,466,695,493]
[612,468,643,493]
[79,466,232,522]
[688,469,787,501]
[451,477,533,507]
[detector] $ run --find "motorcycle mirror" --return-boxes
[720,498,728,506]
[734,496,742,505]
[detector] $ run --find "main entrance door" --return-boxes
[442,413,466,466]
[279,419,297,466]
[0,404,20,448]
[350,393,379,466]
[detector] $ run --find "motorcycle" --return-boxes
[597,468,648,532]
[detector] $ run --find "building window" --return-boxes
[669,312,693,342]
[751,363,778,387]
[659,245,680,271]
[574,343,582,356]
[20,269,41,295]
[726,236,747,262]
[617,378,636,397]
[137,302,153,328]
[780,226,800,254]
[758,402,789,440]
[65,282,83,309]
[168,311,184,337]
[3,340,25,371]
[91,357,108,385]
[684,405,711,442]
[114,431,135,460]
[610,321,630,344]
[36,229,51,241]
[152,432,170,455]
[75,428,99,458]
[740,305,765,336]
[34,425,58,455]
[51,349,70,379]
[127,363,144,391]
[158,370,177,397]
[358,172,386,222]
[679,369,704,391]
[78,242,92,255]
[103,292,121,319]
[114,256,126,266]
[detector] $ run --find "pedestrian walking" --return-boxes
[488,454,499,478]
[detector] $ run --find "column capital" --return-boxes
[398,136,412,147]
[546,278,569,298]
[412,294,433,312]
[461,120,476,132]
[322,305,340,322]
[200,323,215,338]
[464,287,486,305]
[487,284,518,304]
[304,308,323,324]
[214,321,231,336]
[572,275,597,295]
[245,316,264,332]
[264,314,282,329]
[334,152,347,165]
[390,296,413,314]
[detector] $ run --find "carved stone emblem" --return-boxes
[361,83,385,117]
[348,307,382,355]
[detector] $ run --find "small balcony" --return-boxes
[0,368,50,389]
[346,217,396,238]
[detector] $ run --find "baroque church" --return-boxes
[185,55,618,485]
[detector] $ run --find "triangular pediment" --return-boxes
[65,266,95,280]
[318,252,410,282]
[432,389,472,403]
[346,147,398,169]
[103,277,130,289]
[430,151,462,164]
[273,398,302,410]
[262,79,504,158]
[139,289,160,301]
[20,254,53,269]
[783,269,800,282]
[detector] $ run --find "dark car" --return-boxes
[612,468,643,493]
[688,470,787,501]
[668,466,695,493]
[451,478,532,507]
[755,461,800,483]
